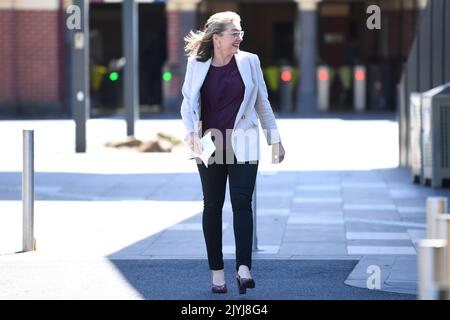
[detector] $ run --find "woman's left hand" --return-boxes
[272,142,286,164]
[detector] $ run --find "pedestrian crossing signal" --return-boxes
[109,71,119,81]
[355,70,365,81]
[318,70,329,81]
[281,70,292,82]
[163,71,172,81]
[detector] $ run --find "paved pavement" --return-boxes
[0,116,448,299]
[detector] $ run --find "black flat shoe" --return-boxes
[236,274,255,295]
[211,283,227,294]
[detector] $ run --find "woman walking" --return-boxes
[180,11,285,294]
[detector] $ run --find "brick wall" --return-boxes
[0,2,63,114]
[0,9,15,102]
[15,10,61,102]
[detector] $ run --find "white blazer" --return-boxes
[180,50,281,162]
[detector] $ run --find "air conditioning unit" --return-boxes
[409,92,423,183]
[421,83,450,187]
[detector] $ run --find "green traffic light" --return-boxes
[163,71,172,81]
[109,71,119,81]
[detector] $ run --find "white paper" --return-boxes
[194,132,216,167]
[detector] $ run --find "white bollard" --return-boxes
[427,197,448,239]
[437,215,450,290]
[418,239,448,300]
[436,214,450,240]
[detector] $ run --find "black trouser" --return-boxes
[196,150,258,272]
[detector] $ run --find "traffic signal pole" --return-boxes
[71,0,90,153]
[122,0,139,136]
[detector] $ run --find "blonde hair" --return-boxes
[184,11,241,62]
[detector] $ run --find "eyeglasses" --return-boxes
[222,31,244,39]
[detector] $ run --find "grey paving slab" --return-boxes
[283,234,347,243]
[142,243,207,256]
[147,188,203,201]
[345,255,418,295]
[344,279,417,295]
[293,196,342,203]
[346,240,413,247]
[288,217,344,225]
[258,196,292,208]
[284,222,345,230]
[345,222,407,232]
[256,208,290,216]
[101,186,158,199]
[346,232,410,240]
[151,232,205,245]
[295,188,341,196]
[0,189,21,200]
[296,184,341,191]
[397,206,426,214]
[388,266,418,281]
[383,281,418,294]
[407,229,426,243]
[291,203,343,212]
[341,188,391,196]
[278,243,347,255]
[257,190,294,197]
[256,215,289,229]
[290,211,344,217]
[393,198,429,207]
[341,195,393,203]
[344,204,397,210]
[0,172,21,185]
[297,173,341,182]
[389,189,426,199]
[290,255,361,260]
[344,211,401,220]
[110,238,159,258]
[347,246,415,255]
[401,217,426,224]
[398,212,427,219]
[341,182,386,188]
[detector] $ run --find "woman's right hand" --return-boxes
[184,132,203,155]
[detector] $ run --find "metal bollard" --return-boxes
[252,177,258,251]
[418,239,448,300]
[23,130,35,252]
[427,197,448,239]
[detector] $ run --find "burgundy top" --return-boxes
[200,55,245,150]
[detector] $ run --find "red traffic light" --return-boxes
[355,70,365,81]
[281,70,292,82]
[317,70,328,81]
